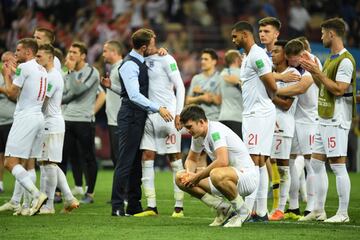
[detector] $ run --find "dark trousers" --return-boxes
[60,121,98,194]
[220,120,243,140]
[108,125,119,168]
[111,105,147,214]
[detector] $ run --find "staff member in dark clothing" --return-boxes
[111,28,173,216]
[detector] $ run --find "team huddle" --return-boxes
[0,16,355,228]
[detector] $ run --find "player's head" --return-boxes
[68,41,87,64]
[131,28,156,56]
[224,50,242,68]
[180,105,208,138]
[272,40,288,66]
[34,27,55,45]
[200,48,218,72]
[103,40,124,64]
[258,17,281,46]
[1,51,15,64]
[320,17,346,48]
[295,36,311,52]
[285,39,305,67]
[16,38,38,63]
[36,44,55,69]
[231,21,254,49]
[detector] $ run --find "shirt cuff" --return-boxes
[149,102,161,113]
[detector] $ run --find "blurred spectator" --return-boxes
[288,0,310,38]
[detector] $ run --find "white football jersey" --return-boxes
[191,121,254,169]
[319,49,354,129]
[294,68,319,124]
[240,44,275,117]
[13,59,48,116]
[145,54,185,115]
[45,67,65,133]
[274,67,299,137]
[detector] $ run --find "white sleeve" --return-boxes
[210,130,227,150]
[13,63,27,88]
[335,58,353,84]
[190,138,204,153]
[164,56,185,115]
[251,50,272,77]
[46,78,56,98]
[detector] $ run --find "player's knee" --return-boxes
[142,150,156,160]
[209,168,225,185]
[4,158,15,171]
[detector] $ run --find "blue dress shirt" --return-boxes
[119,49,160,112]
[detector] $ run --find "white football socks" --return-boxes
[330,164,350,216]
[142,160,156,208]
[278,166,290,212]
[171,159,184,208]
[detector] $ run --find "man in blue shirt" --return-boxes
[111,28,173,216]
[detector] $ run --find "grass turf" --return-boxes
[0,170,359,240]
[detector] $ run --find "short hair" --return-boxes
[54,48,64,63]
[285,39,304,56]
[180,105,207,124]
[131,28,156,49]
[35,27,55,43]
[274,40,288,48]
[1,51,15,60]
[232,21,254,35]
[201,48,218,61]
[105,40,124,55]
[224,50,241,67]
[18,38,38,55]
[321,17,346,38]
[258,17,282,31]
[295,36,310,51]
[38,44,55,57]
[71,41,87,55]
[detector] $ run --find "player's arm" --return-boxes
[184,150,201,173]
[272,96,294,111]
[260,72,277,99]
[273,71,300,82]
[276,75,313,96]
[169,69,185,130]
[94,86,106,114]
[196,147,229,180]
[2,68,19,101]
[306,59,352,96]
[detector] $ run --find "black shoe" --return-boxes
[285,208,301,215]
[304,210,311,216]
[112,209,127,217]
[126,206,143,215]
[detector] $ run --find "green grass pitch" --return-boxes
[0,170,359,240]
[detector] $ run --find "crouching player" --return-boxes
[175,105,258,227]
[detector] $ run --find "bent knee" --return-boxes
[209,168,225,184]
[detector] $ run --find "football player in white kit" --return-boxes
[276,39,319,220]
[33,27,62,71]
[300,17,355,223]
[35,44,80,214]
[2,38,48,216]
[268,40,299,220]
[134,46,186,217]
[231,21,277,221]
[176,105,258,227]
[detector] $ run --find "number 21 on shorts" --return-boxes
[248,133,258,146]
